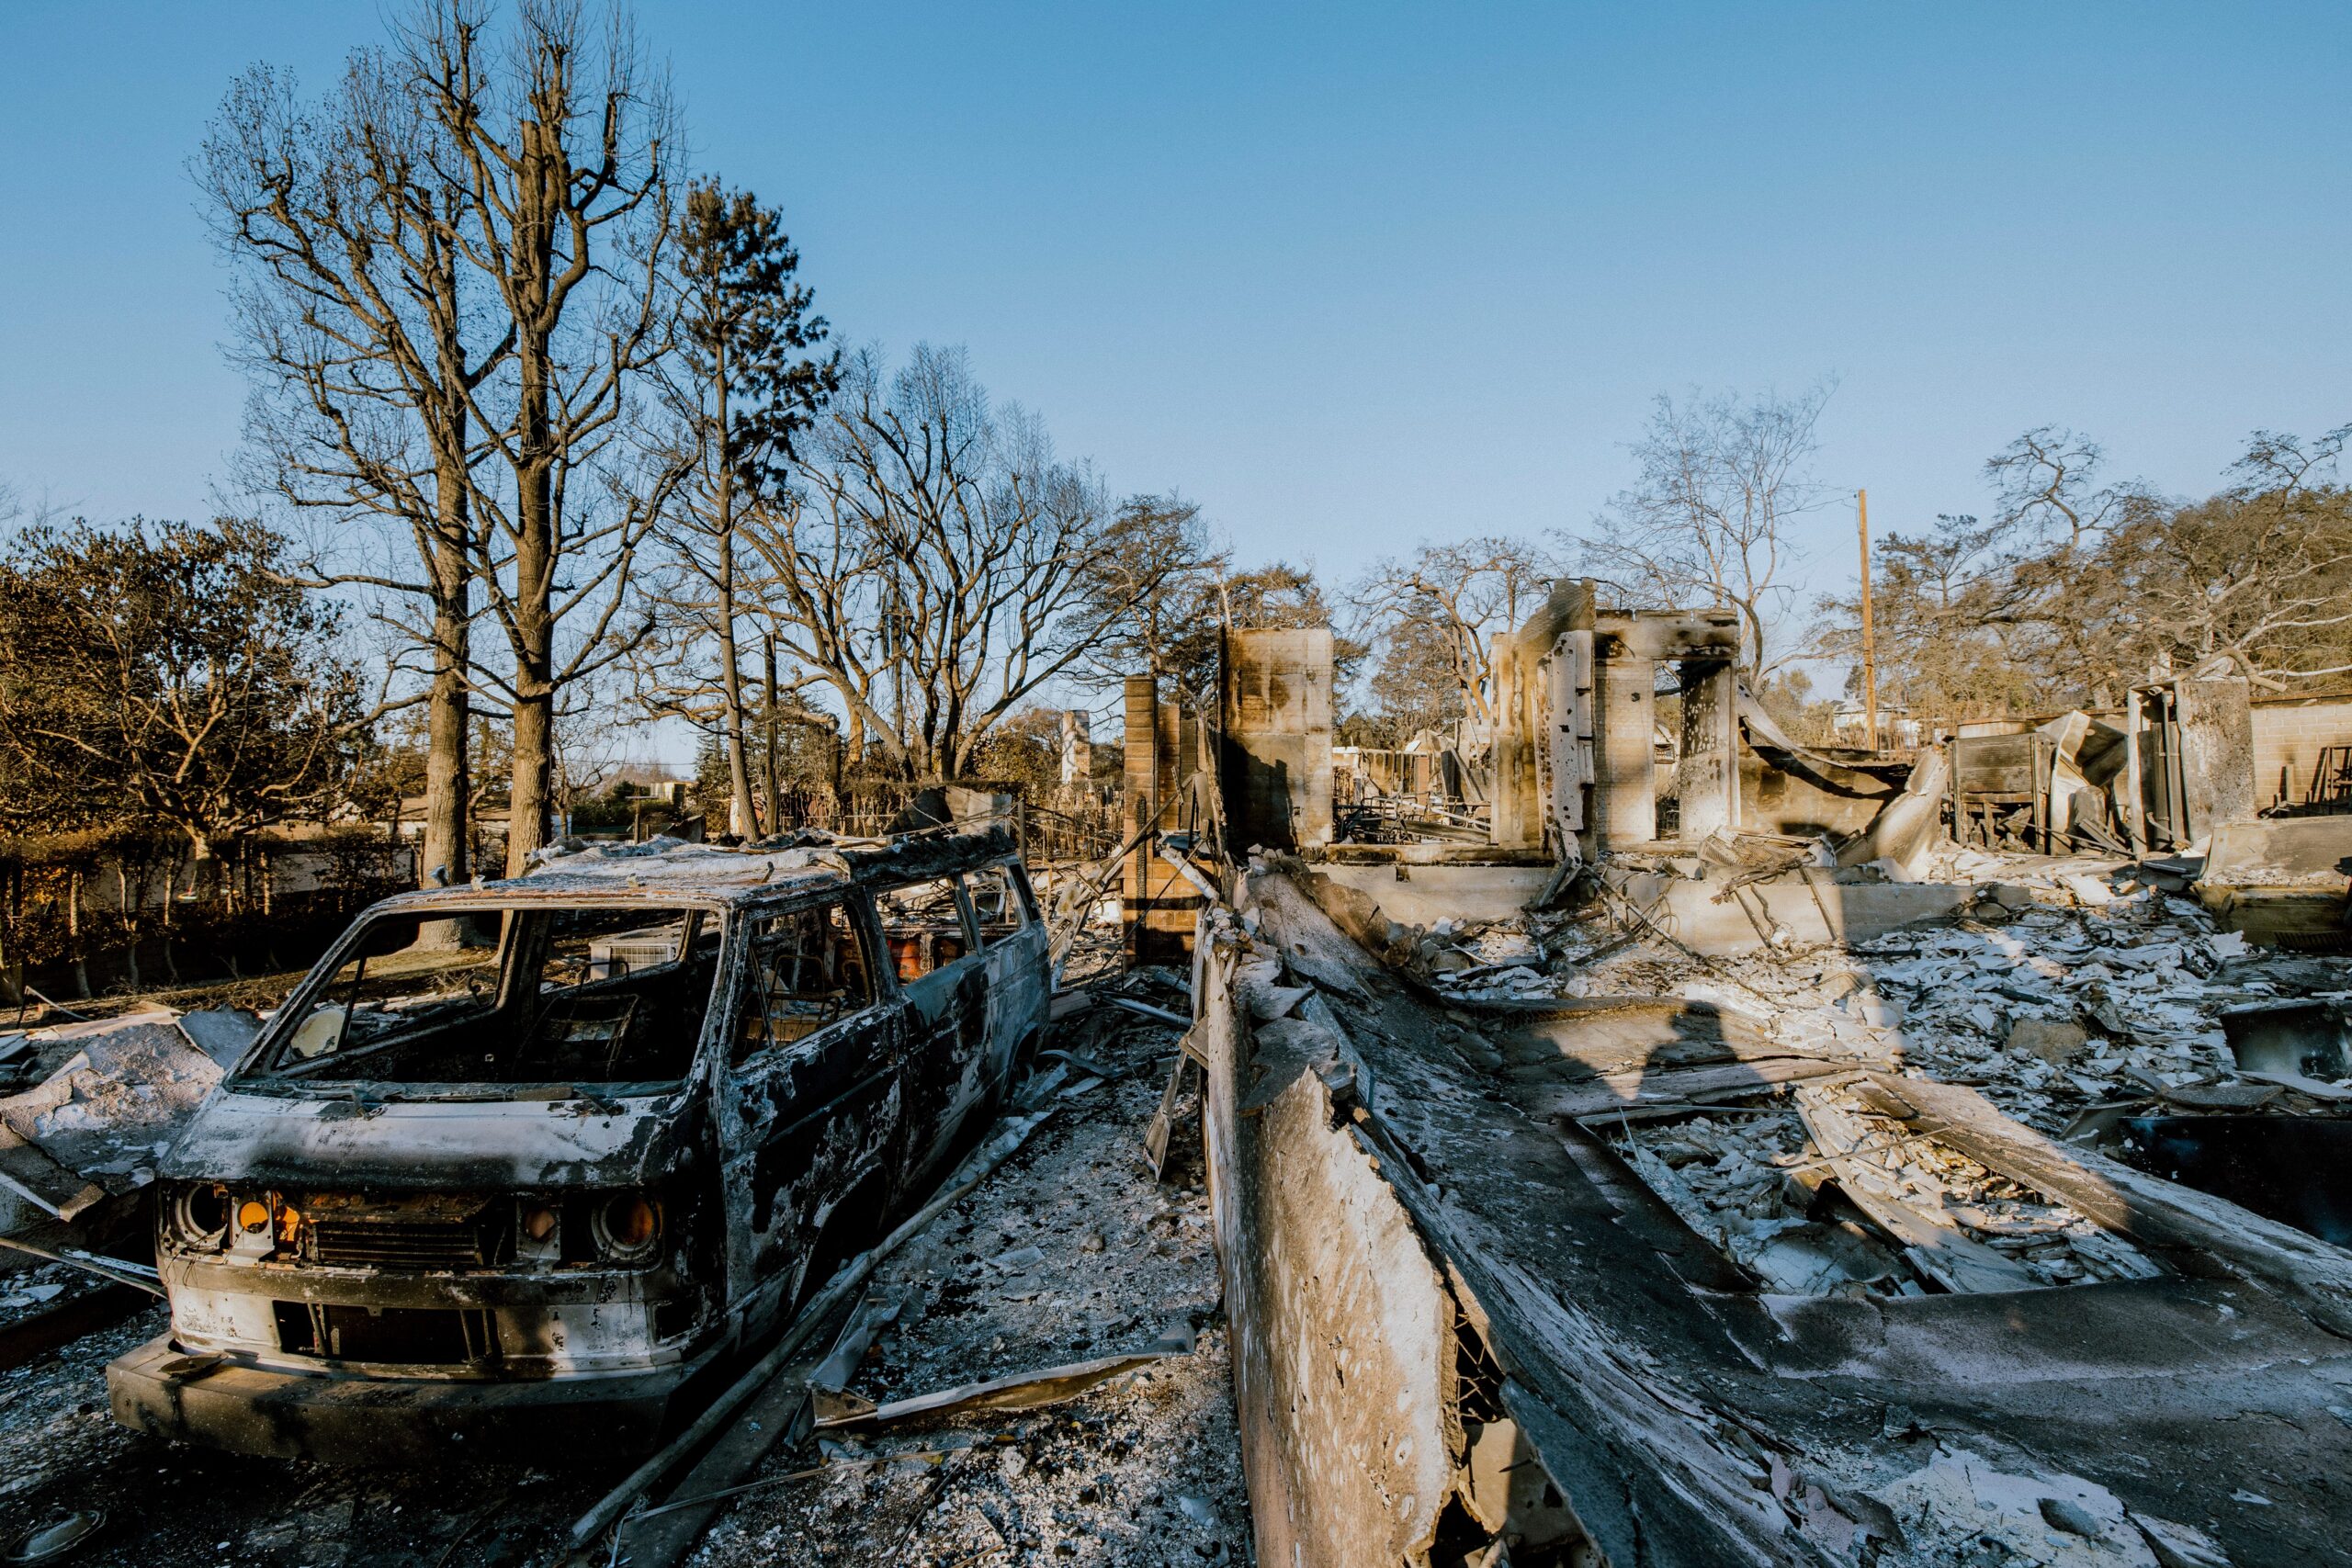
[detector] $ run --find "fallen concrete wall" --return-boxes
[1200,863,2352,1567]
[1316,852,1975,957]
[1195,918,1456,1567]
[2199,814,2352,950]
[1740,754,1896,840]
[2205,813,2352,883]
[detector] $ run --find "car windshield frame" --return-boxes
[233,896,733,1100]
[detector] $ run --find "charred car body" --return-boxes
[107,829,1048,1462]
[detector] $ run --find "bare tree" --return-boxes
[1979,425,2159,703]
[1811,513,2048,728]
[1350,536,1556,731]
[1984,425,2143,551]
[1073,492,1228,707]
[199,51,503,891]
[1569,382,1834,676]
[743,344,1169,780]
[2105,427,2352,690]
[401,0,677,873]
[1818,423,2352,715]
[1356,616,1468,746]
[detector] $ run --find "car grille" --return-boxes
[307,1219,492,1269]
[274,1301,498,1363]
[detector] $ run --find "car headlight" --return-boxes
[589,1193,662,1265]
[167,1184,230,1250]
[515,1199,561,1261]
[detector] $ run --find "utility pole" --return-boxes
[1857,489,1879,753]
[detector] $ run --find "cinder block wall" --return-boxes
[2251,695,2352,808]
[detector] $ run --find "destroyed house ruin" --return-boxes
[1139,582,2352,1566]
[7,582,2352,1564]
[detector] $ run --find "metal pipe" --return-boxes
[0,1235,163,1296]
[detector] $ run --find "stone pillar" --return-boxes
[1219,627,1334,852]
[2175,676,2256,839]
[1489,631,1542,848]
[1493,579,1594,853]
[1593,651,1657,848]
[1123,675,1193,961]
[1675,660,1740,842]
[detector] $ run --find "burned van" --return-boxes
[107,829,1048,1462]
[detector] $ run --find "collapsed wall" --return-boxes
[1191,859,2352,1567]
[1195,941,1456,1563]
[1151,573,2352,1566]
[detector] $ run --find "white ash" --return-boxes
[1604,1090,2157,1295]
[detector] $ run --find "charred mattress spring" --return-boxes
[305,1214,506,1269]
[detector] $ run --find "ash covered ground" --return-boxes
[686,993,1249,1567]
[0,985,1246,1568]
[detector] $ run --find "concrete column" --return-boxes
[1122,676,1193,960]
[1218,627,1334,852]
[1675,660,1739,842]
[1489,631,1541,848]
[2176,677,2256,839]
[1122,676,1159,959]
[1594,652,1657,847]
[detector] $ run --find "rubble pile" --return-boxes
[0,1263,82,1325]
[689,1004,1247,1568]
[1228,840,2352,1564]
[1606,1085,2157,1298]
[1608,1104,1905,1296]
[0,1002,1245,1566]
[1414,858,2352,1137]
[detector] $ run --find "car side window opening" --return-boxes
[251,904,723,1089]
[874,875,975,980]
[965,864,1030,946]
[733,900,876,1066]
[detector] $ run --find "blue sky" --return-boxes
[3,2,2346,651]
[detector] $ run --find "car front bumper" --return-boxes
[107,1332,725,1465]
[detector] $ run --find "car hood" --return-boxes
[162,1088,696,1190]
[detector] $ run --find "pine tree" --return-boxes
[649,178,839,837]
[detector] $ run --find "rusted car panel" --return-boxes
[108,829,1048,1462]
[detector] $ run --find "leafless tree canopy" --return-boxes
[630,177,836,835]
[199,45,510,888]
[1073,493,1227,702]
[1815,423,2352,724]
[741,344,1183,781]
[398,0,680,872]
[1351,536,1558,731]
[1570,382,1834,676]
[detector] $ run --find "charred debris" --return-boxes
[1125,586,2352,1566]
[5,581,2352,1565]
[0,818,1256,1565]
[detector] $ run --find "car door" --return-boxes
[716,894,903,1318]
[967,861,1049,1100]
[872,873,990,1186]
